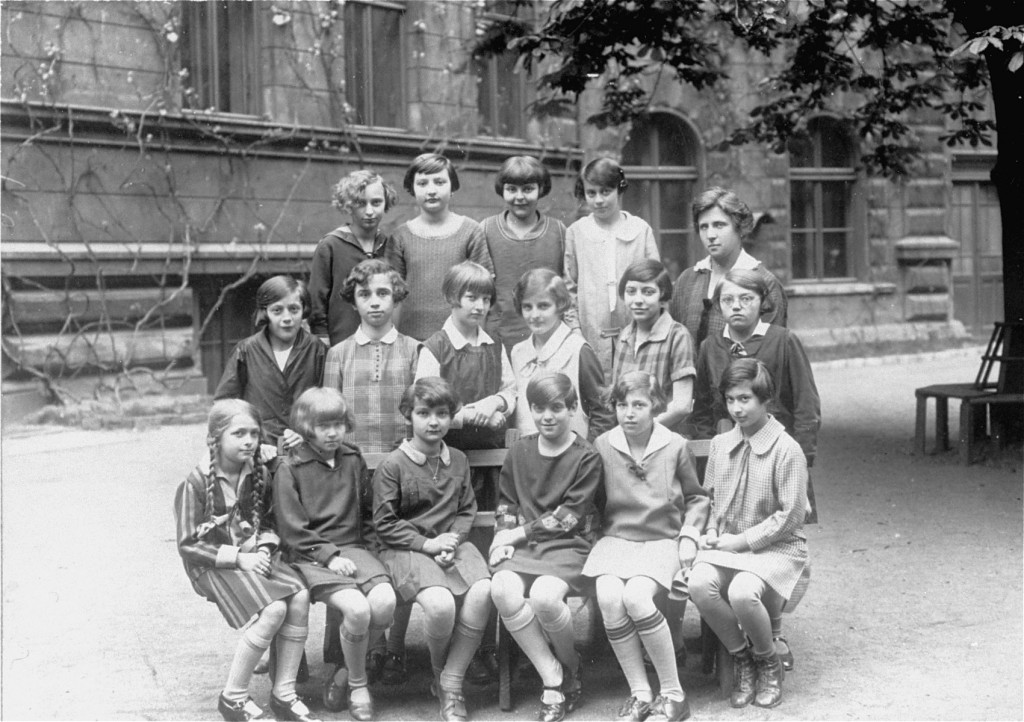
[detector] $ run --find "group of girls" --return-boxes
[175,151,819,722]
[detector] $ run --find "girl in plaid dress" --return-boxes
[174,400,314,722]
[690,359,809,710]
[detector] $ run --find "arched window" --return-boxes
[788,117,856,280]
[621,112,701,280]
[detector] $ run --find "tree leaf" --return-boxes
[1010,51,1023,73]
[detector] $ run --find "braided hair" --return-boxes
[205,399,265,536]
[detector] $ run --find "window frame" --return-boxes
[344,0,406,129]
[788,117,860,282]
[474,3,532,139]
[180,0,262,116]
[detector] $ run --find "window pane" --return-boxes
[345,3,369,123]
[821,181,849,229]
[790,181,815,230]
[622,179,653,225]
[787,133,814,167]
[977,183,1002,255]
[622,117,653,166]
[659,180,693,276]
[822,231,848,278]
[475,56,495,134]
[496,51,524,136]
[370,6,402,126]
[817,118,852,167]
[791,231,814,279]
[652,114,695,166]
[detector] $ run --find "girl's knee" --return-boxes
[419,588,457,627]
[727,573,765,611]
[528,576,568,618]
[490,571,525,614]
[621,579,658,619]
[686,564,719,603]
[369,584,397,624]
[462,580,493,625]
[595,576,627,619]
[261,599,288,628]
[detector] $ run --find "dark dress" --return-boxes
[372,441,490,602]
[273,442,391,602]
[491,434,603,594]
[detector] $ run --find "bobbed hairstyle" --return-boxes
[254,275,311,329]
[494,155,552,198]
[331,169,399,214]
[512,268,572,317]
[340,258,409,305]
[692,187,755,239]
[443,261,495,306]
[289,387,355,441]
[574,156,628,200]
[719,357,776,404]
[526,372,578,411]
[399,377,461,419]
[711,268,775,315]
[618,259,673,302]
[609,370,668,415]
[403,152,460,195]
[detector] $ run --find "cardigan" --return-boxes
[308,226,400,346]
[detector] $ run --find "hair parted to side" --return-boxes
[399,377,461,419]
[609,370,668,415]
[494,155,552,197]
[403,152,460,194]
[443,261,495,306]
[526,372,579,411]
[618,259,673,302]
[711,268,775,315]
[574,156,628,200]
[719,357,776,404]
[512,268,572,317]
[205,399,267,536]
[290,387,355,441]
[254,275,311,329]
[332,169,399,214]
[340,258,409,305]
[692,187,755,238]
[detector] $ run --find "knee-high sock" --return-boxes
[440,620,485,691]
[387,602,412,657]
[535,601,578,671]
[368,620,391,656]
[605,616,652,702]
[635,610,684,701]
[223,615,279,703]
[501,603,562,689]
[271,623,308,703]
[425,628,451,679]
[341,626,370,688]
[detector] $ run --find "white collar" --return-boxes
[399,438,451,466]
[720,415,785,456]
[607,423,675,461]
[724,320,771,340]
[583,211,648,242]
[355,324,399,346]
[525,322,573,364]
[694,248,760,272]
[443,316,495,349]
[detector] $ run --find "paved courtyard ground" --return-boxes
[2,347,1021,720]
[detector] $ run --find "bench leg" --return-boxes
[936,398,949,452]
[324,605,344,666]
[914,395,927,455]
[497,619,513,711]
[959,400,976,465]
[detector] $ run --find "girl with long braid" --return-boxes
[174,399,316,722]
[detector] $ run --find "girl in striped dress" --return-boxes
[174,399,315,722]
[689,359,809,710]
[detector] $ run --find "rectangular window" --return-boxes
[950,175,1003,330]
[345,1,404,127]
[180,1,261,114]
[789,177,854,280]
[475,2,529,138]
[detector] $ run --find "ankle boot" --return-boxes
[729,647,757,708]
[752,651,784,708]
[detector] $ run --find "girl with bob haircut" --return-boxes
[273,388,396,720]
[484,156,565,351]
[668,187,787,350]
[586,372,709,721]
[373,377,492,722]
[311,169,401,345]
[393,153,494,341]
[490,372,603,722]
[690,358,809,711]
[215,275,326,457]
[565,157,659,376]
[174,399,312,722]
[509,269,614,442]
[612,259,696,434]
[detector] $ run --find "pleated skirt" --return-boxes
[293,547,391,603]
[382,541,490,603]
[194,557,306,629]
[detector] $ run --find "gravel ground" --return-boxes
[1,348,1020,721]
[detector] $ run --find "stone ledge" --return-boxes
[797,321,970,350]
[784,282,897,297]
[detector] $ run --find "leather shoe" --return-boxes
[562,660,583,712]
[538,687,566,722]
[347,685,375,722]
[380,651,407,685]
[617,695,652,721]
[730,647,757,708]
[466,647,499,685]
[323,664,348,713]
[648,695,691,722]
[433,682,468,722]
[217,694,265,721]
[269,695,320,722]
[773,635,794,671]
[752,651,784,708]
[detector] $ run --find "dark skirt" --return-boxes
[491,537,592,595]
[382,541,490,603]
[194,556,307,630]
[293,547,391,603]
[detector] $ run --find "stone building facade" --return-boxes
[0,0,1001,414]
